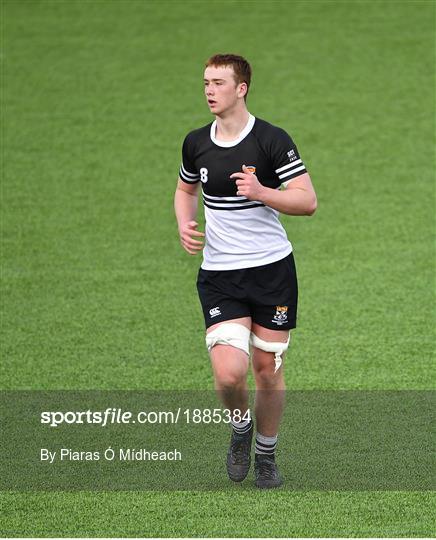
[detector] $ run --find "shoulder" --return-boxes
[252,117,294,149]
[183,123,212,146]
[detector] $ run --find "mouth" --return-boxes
[208,99,217,106]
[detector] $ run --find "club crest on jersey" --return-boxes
[245,165,256,174]
[287,149,297,162]
[272,305,288,325]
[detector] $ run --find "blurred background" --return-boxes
[3,0,434,391]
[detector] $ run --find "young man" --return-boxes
[174,54,317,488]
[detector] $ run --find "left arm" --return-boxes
[230,166,317,216]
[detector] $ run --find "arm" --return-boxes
[230,166,317,216]
[258,173,317,216]
[174,178,205,255]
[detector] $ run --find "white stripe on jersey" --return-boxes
[179,166,200,183]
[181,164,199,178]
[204,200,263,209]
[275,159,302,174]
[278,164,306,180]
[203,193,249,202]
[179,170,198,183]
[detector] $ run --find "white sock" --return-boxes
[231,416,252,435]
[255,432,277,456]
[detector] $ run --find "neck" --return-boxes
[215,106,250,141]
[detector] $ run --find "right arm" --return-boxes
[174,178,205,255]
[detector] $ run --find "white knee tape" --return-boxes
[250,333,290,373]
[206,323,250,356]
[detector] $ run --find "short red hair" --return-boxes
[205,53,252,100]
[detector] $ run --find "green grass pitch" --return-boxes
[1,0,435,536]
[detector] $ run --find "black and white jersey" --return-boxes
[179,113,308,270]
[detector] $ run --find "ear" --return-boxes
[237,82,248,99]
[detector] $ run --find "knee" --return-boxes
[253,362,283,388]
[216,369,247,390]
[207,323,250,389]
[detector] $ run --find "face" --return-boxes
[204,65,246,115]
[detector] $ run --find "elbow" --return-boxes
[306,196,317,216]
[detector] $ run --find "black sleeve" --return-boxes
[270,128,307,185]
[179,133,200,184]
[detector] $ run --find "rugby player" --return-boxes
[174,54,317,488]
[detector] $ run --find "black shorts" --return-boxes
[196,253,298,330]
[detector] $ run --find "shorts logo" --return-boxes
[272,305,288,325]
[209,306,221,318]
[245,165,256,174]
[287,149,297,162]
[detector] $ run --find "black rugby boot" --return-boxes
[226,424,253,482]
[254,453,283,489]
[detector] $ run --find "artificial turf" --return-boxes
[1,0,435,536]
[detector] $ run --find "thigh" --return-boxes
[251,323,289,342]
[250,253,298,331]
[207,316,252,334]
[208,317,252,383]
[251,323,290,374]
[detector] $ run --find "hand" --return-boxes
[179,220,205,255]
[229,165,265,201]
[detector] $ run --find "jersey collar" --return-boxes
[210,113,256,148]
